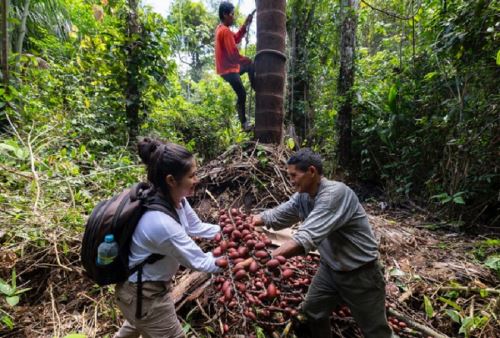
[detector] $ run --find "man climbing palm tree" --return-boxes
[215,2,255,132]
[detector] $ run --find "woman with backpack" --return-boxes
[113,137,223,338]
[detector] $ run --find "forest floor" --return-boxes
[0,143,498,338]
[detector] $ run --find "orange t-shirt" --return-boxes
[215,24,250,75]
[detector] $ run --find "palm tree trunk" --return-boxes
[14,0,30,66]
[337,0,360,169]
[254,0,287,144]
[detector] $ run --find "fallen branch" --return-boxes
[49,284,61,338]
[387,307,449,338]
[27,122,41,213]
[52,235,73,272]
[434,286,500,295]
[398,286,414,303]
[0,163,32,178]
[171,271,210,306]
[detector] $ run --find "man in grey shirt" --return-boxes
[250,148,392,338]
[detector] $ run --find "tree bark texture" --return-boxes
[287,1,317,142]
[336,0,359,169]
[254,0,287,144]
[125,0,141,140]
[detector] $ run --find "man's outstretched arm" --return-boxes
[234,13,253,43]
[272,239,305,259]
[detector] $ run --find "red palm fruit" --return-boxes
[246,239,256,248]
[233,258,245,265]
[267,283,278,298]
[249,261,259,273]
[234,269,247,280]
[222,280,231,292]
[246,309,256,321]
[243,234,254,241]
[254,242,266,250]
[220,240,228,251]
[215,257,228,268]
[236,282,246,292]
[224,287,232,302]
[275,255,286,264]
[237,246,249,257]
[266,259,280,269]
[231,230,242,240]
[222,226,234,234]
[254,250,268,258]
[212,247,222,257]
[241,229,251,236]
[281,269,294,279]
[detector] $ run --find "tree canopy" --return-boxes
[0,0,498,336]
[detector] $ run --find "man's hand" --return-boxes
[215,257,229,269]
[248,214,265,232]
[271,239,305,259]
[240,56,252,65]
[248,214,264,227]
[244,12,254,27]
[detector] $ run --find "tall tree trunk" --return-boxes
[254,0,287,144]
[14,0,30,66]
[1,0,8,87]
[190,51,201,82]
[287,1,317,142]
[336,0,359,169]
[125,0,141,140]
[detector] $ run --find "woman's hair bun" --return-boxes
[137,137,161,165]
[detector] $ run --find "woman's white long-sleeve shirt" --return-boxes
[128,198,220,282]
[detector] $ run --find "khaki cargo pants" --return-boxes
[302,260,393,338]
[113,281,186,338]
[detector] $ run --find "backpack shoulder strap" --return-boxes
[144,193,181,224]
[129,253,164,319]
[129,253,164,275]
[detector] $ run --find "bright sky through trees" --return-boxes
[143,0,255,19]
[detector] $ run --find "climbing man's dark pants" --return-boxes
[302,260,393,338]
[221,62,255,126]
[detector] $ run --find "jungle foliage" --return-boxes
[285,0,499,227]
[0,0,498,334]
[0,0,497,217]
[0,0,497,241]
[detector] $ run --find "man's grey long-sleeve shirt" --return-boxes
[261,178,379,271]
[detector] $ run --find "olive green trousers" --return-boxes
[302,261,393,338]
